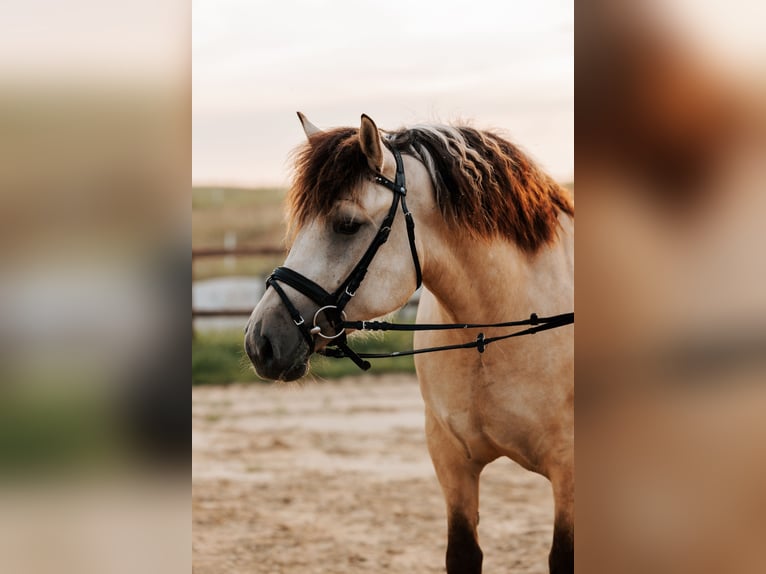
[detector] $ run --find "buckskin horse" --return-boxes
[245,113,574,573]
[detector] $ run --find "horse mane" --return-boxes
[288,123,573,252]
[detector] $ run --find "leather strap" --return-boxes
[344,312,574,332]
[270,267,334,308]
[319,312,574,361]
[266,276,315,349]
[264,143,574,371]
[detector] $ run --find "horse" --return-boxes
[245,113,574,574]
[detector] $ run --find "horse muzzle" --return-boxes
[245,316,310,381]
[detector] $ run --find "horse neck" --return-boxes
[420,213,574,323]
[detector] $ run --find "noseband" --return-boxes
[266,147,422,370]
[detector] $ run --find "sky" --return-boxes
[192,0,573,187]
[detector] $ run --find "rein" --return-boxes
[325,312,574,362]
[266,145,574,371]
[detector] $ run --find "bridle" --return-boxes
[266,144,573,371]
[266,146,421,370]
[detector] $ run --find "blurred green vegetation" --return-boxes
[0,387,118,476]
[192,329,415,385]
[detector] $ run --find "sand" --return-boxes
[193,374,553,573]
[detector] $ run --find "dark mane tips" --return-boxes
[388,125,573,251]
[287,127,369,230]
[287,122,573,252]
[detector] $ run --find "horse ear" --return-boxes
[297,111,322,140]
[359,114,384,173]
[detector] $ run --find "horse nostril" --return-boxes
[246,322,306,381]
[245,331,275,368]
[258,335,274,363]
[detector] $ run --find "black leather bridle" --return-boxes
[266,147,421,370]
[266,144,574,371]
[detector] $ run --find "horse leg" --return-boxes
[425,409,484,574]
[548,463,574,574]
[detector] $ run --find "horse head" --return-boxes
[244,113,427,381]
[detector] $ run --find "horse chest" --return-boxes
[418,359,542,466]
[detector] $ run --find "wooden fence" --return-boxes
[192,246,283,318]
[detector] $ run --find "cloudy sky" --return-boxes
[193,0,573,186]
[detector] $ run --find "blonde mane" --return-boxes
[288,123,573,252]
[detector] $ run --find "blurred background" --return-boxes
[191,0,574,384]
[0,1,188,573]
[576,0,766,572]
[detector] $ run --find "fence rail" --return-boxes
[192,246,284,258]
[192,309,254,317]
[192,246,282,322]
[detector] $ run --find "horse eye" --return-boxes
[333,220,362,235]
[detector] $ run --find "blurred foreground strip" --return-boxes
[0,478,188,574]
[577,1,766,572]
[0,0,189,572]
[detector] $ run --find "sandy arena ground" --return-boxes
[193,374,554,573]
